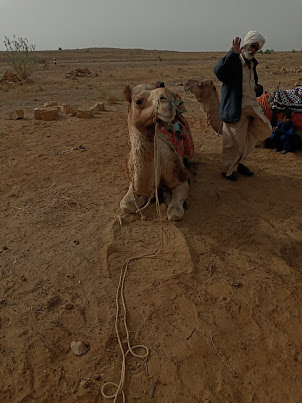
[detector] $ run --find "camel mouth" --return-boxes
[156,111,175,123]
[155,101,176,123]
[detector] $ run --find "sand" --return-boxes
[0,48,302,402]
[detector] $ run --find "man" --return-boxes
[214,31,272,181]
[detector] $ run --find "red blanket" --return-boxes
[158,94,194,168]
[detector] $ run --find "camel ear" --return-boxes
[124,84,132,103]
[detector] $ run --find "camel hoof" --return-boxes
[167,205,184,222]
[120,202,136,214]
[120,195,147,214]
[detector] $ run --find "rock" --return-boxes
[94,102,105,111]
[71,341,89,356]
[43,101,57,107]
[6,110,24,120]
[80,379,89,388]
[60,104,78,116]
[0,71,20,84]
[34,107,58,121]
[34,108,43,120]
[39,107,58,121]
[107,97,117,104]
[77,109,92,119]
[94,375,101,380]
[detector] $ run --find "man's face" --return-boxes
[243,42,260,60]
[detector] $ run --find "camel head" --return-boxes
[184,79,217,103]
[124,84,176,130]
[184,79,222,134]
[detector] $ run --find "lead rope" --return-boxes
[101,102,168,402]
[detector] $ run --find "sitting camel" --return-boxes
[120,83,193,221]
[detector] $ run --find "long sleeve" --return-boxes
[213,50,240,83]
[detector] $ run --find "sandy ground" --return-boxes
[1,48,302,402]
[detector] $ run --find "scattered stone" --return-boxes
[94,375,101,381]
[227,277,241,288]
[71,341,89,356]
[40,108,58,121]
[0,71,20,84]
[34,108,43,120]
[6,110,24,120]
[43,101,57,108]
[94,102,105,111]
[22,78,34,85]
[80,379,89,389]
[60,104,78,116]
[77,109,92,119]
[3,246,8,250]
[65,68,98,79]
[20,275,27,282]
[107,97,117,104]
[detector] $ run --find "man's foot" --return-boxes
[222,172,238,181]
[280,150,287,154]
[237,163,254,176]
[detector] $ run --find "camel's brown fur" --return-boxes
[120,84,190,221]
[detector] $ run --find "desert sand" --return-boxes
[1,48,302,402]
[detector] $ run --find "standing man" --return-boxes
[214,31,272,181]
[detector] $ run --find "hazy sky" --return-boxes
[0,0,301,52]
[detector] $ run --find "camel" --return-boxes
[185,79,302,138]
[184,79,223,134]
[120,84,191,222]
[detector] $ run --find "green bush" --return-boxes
[4,35,37,80]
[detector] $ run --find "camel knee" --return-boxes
[166,181,189,221]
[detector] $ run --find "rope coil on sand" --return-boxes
[102,103,168,401]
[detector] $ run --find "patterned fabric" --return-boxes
[257,90,302,133]
[158,93,194,168]
[272,87,302,112]
[257,92,273,122]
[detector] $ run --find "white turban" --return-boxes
[243,31,265,50]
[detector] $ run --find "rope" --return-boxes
[102,104,169,402]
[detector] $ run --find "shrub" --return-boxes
[4,35,37,80]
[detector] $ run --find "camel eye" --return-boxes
[160,96,166,101]
[136,99,143,105]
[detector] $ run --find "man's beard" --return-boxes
[243,50,255,60]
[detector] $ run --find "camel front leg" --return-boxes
[166,181,189,222]
[120,182,148,214]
